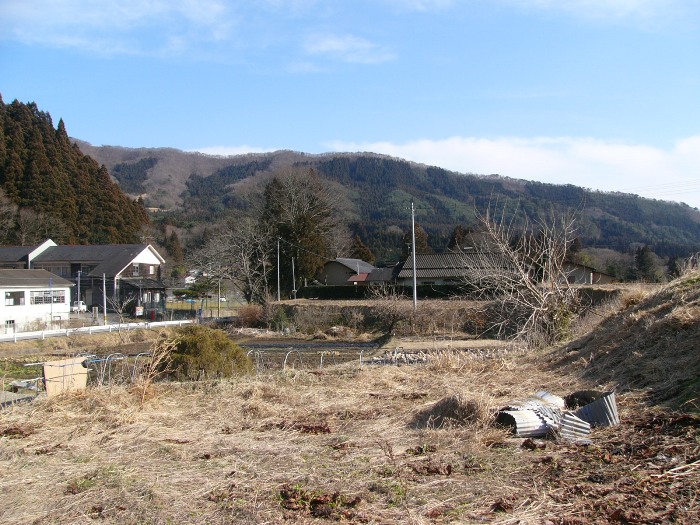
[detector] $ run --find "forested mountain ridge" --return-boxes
[78,140,700,263]
[0,97,149,245]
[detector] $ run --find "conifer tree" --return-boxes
[260,169,336,295]
[350,233,375,265]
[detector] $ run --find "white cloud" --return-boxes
[325,135,700,208]
[304,33,395,64]
[0,0,234,54]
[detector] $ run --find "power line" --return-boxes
[276,236,327,261]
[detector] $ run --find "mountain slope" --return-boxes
[0,98,149,244]
[77,142,700,262]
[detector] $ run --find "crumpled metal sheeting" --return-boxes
[497,390,618,440]
[496,409,551,438]
[575,391,619,427]
[559,411,592,443]
[499,391,565,436]
[502,390,566,412]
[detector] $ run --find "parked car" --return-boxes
[71,301,87,313]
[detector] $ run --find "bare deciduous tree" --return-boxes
[108,293,136,324]
[368,283,413,334]
[461,206,580,348]
[190,218,273,304]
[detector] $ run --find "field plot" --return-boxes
[1,336,698,524]
[1,275,700,524]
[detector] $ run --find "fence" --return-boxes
[0,320,194,343]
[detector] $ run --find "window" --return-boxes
[34,264,70,277]
[30,290,66,304]
[5,291,25,306]
[149,265,155,275]
[132,263,140,276]
[5,320,15,333]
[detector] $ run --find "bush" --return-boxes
[238,304,264,327]
[169,325,252,381]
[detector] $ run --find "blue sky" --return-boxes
[2,1,699,207]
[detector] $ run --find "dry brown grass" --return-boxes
[2,339,698,524]
[552,272,700,408]
[2,281,700,523]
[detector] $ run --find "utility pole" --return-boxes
[76,270,81,318]
[102,274,107,325]
[291,256,297,300]
[411,201,417,311]
[277,238,281,302]
[49,276,53,328]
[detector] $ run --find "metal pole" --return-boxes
[50,276,53,328]
[412,201,417,311]
[291,257,296,300]
[76,270,81,318]
[277,238,281,302]
[102,274,107,325]
[218,279,221,318]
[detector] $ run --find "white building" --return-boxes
[0,269,74,333]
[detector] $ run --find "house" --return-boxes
[0,240,167,317]
[0,269,74,333]
[317,258,376,286]
[562,261,615,285]
[396,252,513,286]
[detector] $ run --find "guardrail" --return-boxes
[0,320,195,343]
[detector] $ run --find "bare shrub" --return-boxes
[341,307,365,330]
[368,283,414,334]
[677,253,700,277]
[292,305,338,334]
[133,334,175,408]
[461,206,581,348]
[238,304,264,327]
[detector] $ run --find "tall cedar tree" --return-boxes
[401,223,432,259]
[260,169,336,295]
[350,234,376,265]
[447,224,470,251]
[0,96,149,244]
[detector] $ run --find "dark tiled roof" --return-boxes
[33,245,156,277]
[0,245,38,262]
[397,252,512,279]
[0,269,74,288]
[366,267,397,282]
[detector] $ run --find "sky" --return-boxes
[1,0,699,207]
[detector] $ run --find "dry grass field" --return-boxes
[1,276,699,524]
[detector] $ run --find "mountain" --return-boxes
[0,98,149,245]
[77,141,700,263]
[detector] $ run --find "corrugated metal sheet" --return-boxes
[559,412,592,442]
[497,390,618,440]
[496,409,550,437]
[575,391,619,427]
